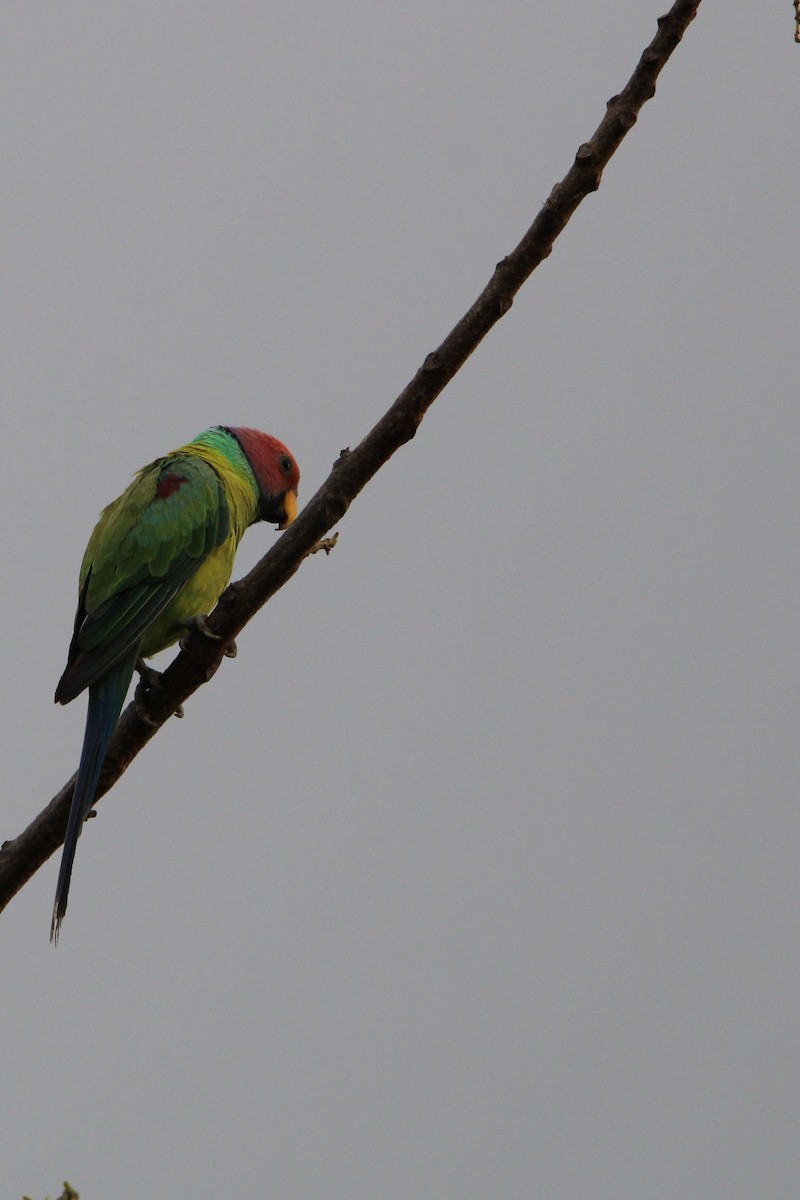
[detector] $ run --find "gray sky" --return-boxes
[2,3,798,1197]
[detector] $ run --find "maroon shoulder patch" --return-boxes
[155,472,190,500]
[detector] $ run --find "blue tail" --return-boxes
[51,650,138,943]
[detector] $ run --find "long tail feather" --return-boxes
[51,649,138,943]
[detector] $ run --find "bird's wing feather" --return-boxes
[56,454,229,702]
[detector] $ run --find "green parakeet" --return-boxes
[51,425,299,941]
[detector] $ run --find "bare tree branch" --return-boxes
[0,0,703,917]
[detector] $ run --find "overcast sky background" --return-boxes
[2,3,798,1198]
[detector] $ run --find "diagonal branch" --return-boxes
[0,0,703,917]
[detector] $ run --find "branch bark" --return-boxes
[0,0,703,917]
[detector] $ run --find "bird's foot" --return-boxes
[180,614,237,660]
[179,613,220,651]
[136,660,163,689]
[134,660,184,722]
[134,677,159,726]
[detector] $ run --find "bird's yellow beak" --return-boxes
[278,489,298,529]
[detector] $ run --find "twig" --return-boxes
[0,0,703,918]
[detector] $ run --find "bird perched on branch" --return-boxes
[51,425,300,942]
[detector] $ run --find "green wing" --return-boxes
[56,453,229,703]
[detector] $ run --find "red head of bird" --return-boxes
[222,426,300,529]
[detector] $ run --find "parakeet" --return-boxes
[51,425,299,942]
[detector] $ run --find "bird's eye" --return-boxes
[280,455,294,474]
